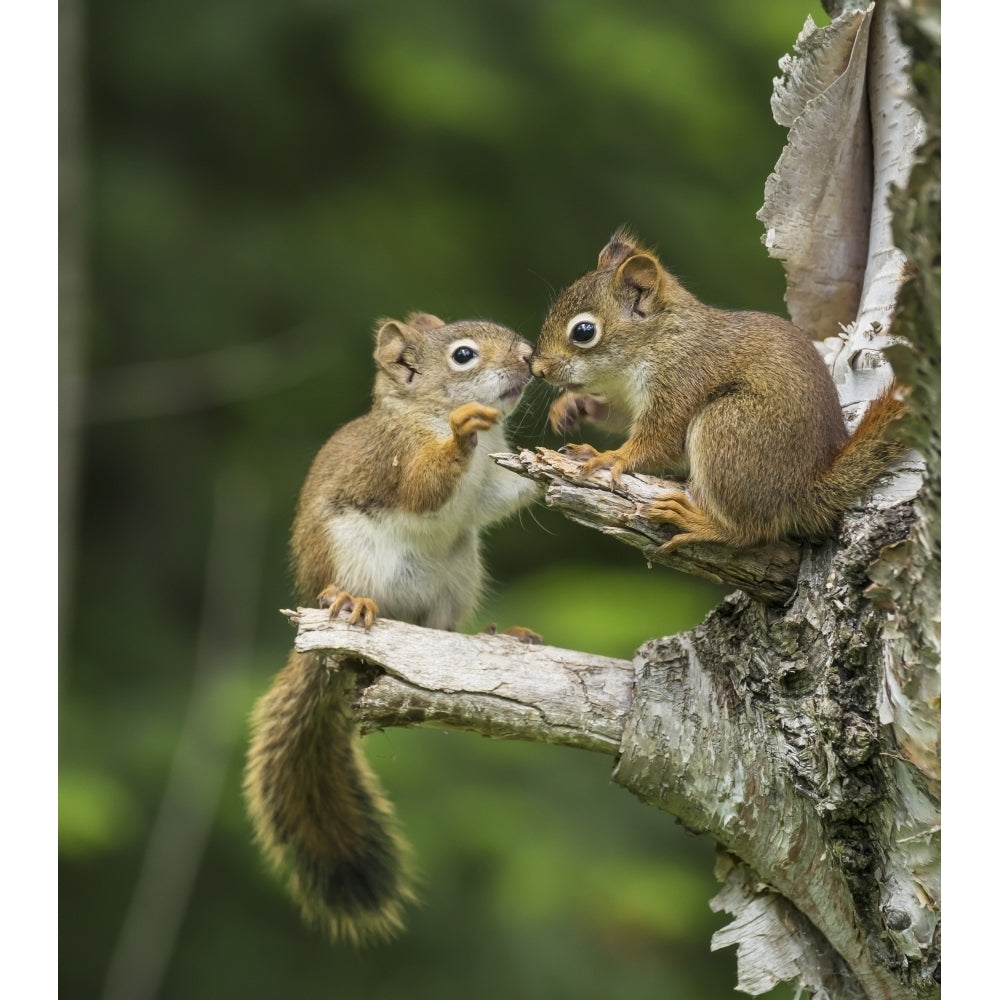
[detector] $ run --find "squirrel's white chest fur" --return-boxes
[324,426,532,630]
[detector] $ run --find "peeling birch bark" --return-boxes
[711,854,864,1000]
[758,2,926,423]
[759,6,875,345]
[843,1,927,382]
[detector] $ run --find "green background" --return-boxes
[61,1,823,997]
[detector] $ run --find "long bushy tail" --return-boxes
[799,385,907,538]
[244,650,415,944]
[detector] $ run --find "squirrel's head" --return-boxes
[373,312,534,417]
[530,228,694,395]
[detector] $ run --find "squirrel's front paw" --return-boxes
[317,585,379,629]
[449,402,500,447]
[560,441,599,462]
[548,393,610,435]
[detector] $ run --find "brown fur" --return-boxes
[244,651,414,944]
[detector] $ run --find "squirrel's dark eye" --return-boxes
[566,313,602,349]
[447,340,481,370]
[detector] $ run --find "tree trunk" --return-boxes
[288,2,940,996]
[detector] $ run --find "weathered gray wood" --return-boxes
[286,607,634,754]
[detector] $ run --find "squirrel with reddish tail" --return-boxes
[244,312,540,943]
[530,228,904,551]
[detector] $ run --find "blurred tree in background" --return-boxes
[60,1,824,997]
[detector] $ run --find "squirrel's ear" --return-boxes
[374,319,419,385]
[616,253,661,305]
[404,312,446,333]
[598,227,640,270]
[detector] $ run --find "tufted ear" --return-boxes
[597,226,641,270]
[613,253,663,314]
[618,253,659,293]
[403,312,446,333]
[374,319,420,385]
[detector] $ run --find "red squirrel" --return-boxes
[244,313,540,942]
[531,229,903,550]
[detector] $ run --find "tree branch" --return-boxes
[285,607,634,754]
[493,447,804,606]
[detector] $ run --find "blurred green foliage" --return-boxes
[62,0,821,997]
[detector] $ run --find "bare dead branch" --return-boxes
[492,447,804,606]
[285,607,634,754]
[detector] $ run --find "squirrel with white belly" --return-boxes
[530,228,905,551]
[244,312,540,943]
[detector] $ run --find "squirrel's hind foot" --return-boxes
[482,623,544,645]
[643,492,731,553]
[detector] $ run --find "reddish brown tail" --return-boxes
[799,385,907,538]
[244,651,415,944]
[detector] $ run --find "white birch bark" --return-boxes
[759,2,925,422]
[759,6,874,348]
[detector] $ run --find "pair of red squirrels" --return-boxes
[243,229,904,943]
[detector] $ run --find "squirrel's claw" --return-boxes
[548,392,610,435]
[560,441,599,461]
[563,445,627,488]
[643,493,728,552]
[449,402,500,445]
[317,585,379,630]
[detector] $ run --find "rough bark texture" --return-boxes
[613,501,927,1000]
[864,0,941,983]
[288,1,940,996]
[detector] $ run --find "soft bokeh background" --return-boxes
[60,1,824,997]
